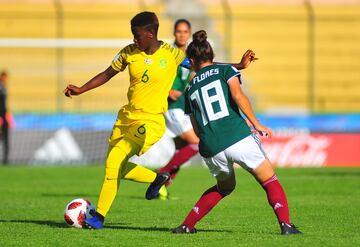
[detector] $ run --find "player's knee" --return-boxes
[105,145,129,170]
[104,167,120,181]
[217,184,235,196]
[216,179,236,196]
[180,130,199,144]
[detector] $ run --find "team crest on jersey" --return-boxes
[159,59,167,69]
[144,58,153,65]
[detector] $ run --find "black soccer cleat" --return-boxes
[280,222,302,235]
[145,172,170,200]
[171,224,197,234]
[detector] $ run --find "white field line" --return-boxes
[0,38,173,48]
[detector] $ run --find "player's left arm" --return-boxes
[215,49,257,70]
[228,76,272,137]
[184,86,199,136]
[190,115,200,137]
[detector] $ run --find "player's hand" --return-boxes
[254,123,273,138]
[63,84,83,98]
[168,90,182,101]
[239,49,258,69]
[245,118,257,133]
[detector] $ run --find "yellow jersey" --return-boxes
[111,42,185,114]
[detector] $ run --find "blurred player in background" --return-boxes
[0,70,10,164]
[159,19,257,188]
[172,30,302,235]
[64,12,186,229]
[158,19,199,186]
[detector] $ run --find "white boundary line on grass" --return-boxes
[0,38,133,48]
[0,38,173,48]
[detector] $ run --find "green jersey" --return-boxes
[184,64,251,158]
[168,66,191,110]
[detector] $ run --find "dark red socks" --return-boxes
[183,185,225,229]
[262,175,290,224]
[181,175,291,230]
[159,144,198,184]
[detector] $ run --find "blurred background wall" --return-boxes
[0,0,359,166]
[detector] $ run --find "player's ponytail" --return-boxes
[186,30,214,66]
[193,30,207,45]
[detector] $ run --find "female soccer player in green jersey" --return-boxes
[159,19,257,188]
[172,30,302,235]
[159,19,199,186]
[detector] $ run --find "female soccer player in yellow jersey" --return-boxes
[63,12,185,229]
[64,12,256,230]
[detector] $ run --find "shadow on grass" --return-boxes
[104,225,170,232]
[0,220,232,233]
[191,229,233,233]
[0,219,69,228]
[105,224,232,233]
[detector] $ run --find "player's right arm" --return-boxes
[168,68,183,101]
[214,50,257,71]
[63,66,118,98]
[64,45,131,98]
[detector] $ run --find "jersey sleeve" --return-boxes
[171,68,183,90]
[111,45,133,72]
[224,65,241,84]
[170,46,186,66]
[179,57,191,69]
[184,87,192,115]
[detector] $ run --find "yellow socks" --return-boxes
[96,167,121,217]
[121,162,156,183]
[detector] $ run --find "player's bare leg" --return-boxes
[251,159,302,235]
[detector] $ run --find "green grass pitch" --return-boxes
[0,166,359,246]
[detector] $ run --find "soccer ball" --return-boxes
[64,198,95,228]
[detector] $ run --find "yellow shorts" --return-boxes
[109,106,166,156]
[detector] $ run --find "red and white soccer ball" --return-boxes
[64,198,95,228]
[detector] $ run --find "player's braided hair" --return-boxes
[131,12,159,35]
[186,30,214,65]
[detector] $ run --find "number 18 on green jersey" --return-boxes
[184,64,251,158]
